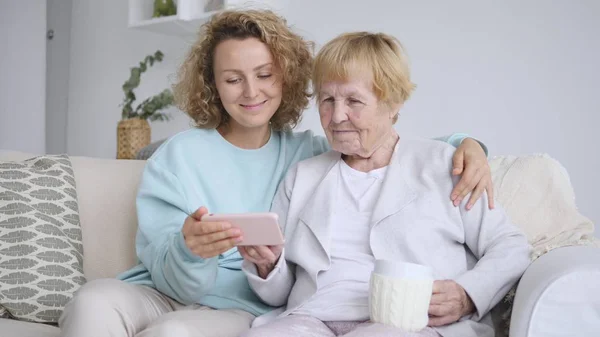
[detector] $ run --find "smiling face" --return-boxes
[213,37,283,131]
[318,76,399,158]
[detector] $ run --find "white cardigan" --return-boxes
[243,138,531,337]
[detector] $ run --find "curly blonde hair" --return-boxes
[173,10,314,131]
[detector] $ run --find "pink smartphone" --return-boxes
[202,212,284,246]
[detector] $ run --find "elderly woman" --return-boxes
[239,32,531,337]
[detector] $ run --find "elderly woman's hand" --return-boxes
[428,280,475,327]
[238,245,283,279]
[450,138,494,210]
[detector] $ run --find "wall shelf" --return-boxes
[128,0,281,36]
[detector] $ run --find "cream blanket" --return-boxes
[488,153,599,336]
[490,153,599,257]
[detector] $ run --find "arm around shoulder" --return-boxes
[434,133,489,157]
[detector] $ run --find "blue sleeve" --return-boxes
[312,134,331,156]
[433,133,489,157]
[134,159,217,305]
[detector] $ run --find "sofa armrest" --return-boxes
[509,245,600,337]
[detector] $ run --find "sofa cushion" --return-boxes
[68,156,145,280]
[0,317,60,337]
[0,151,146,283]
[0,155,86,323]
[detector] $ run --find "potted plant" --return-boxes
[117,50,174,159]
[153,0,177,18]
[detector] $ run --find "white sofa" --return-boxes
[0,150,598,337]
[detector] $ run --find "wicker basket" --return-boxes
[117,119,151,159]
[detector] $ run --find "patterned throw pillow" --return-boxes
[0,155,86,323]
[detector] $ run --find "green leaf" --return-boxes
[128,68,141,88]
[155,50,164,61]
[120,50,169,119]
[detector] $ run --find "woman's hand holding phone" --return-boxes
[238,245,283,279]
[181,206,243,259]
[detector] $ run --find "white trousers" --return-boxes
[59,278,254,337]
[241,315,441,337]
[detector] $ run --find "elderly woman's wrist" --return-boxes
[257,264,275,279]
[461,292,476,316]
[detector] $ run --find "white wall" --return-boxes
[66,0,194,158]
[0,1,47,154]
[65,0,599,234]
[284,0,600,236]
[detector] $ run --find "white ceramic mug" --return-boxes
[369,259,434,332]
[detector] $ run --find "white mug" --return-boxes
[369,260,434,332]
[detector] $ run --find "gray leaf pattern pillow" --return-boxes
[0,155,86,323]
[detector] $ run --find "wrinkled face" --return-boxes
[213,38,283,130]
[318,78,397,157]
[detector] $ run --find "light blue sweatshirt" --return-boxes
[117,129,478,316]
